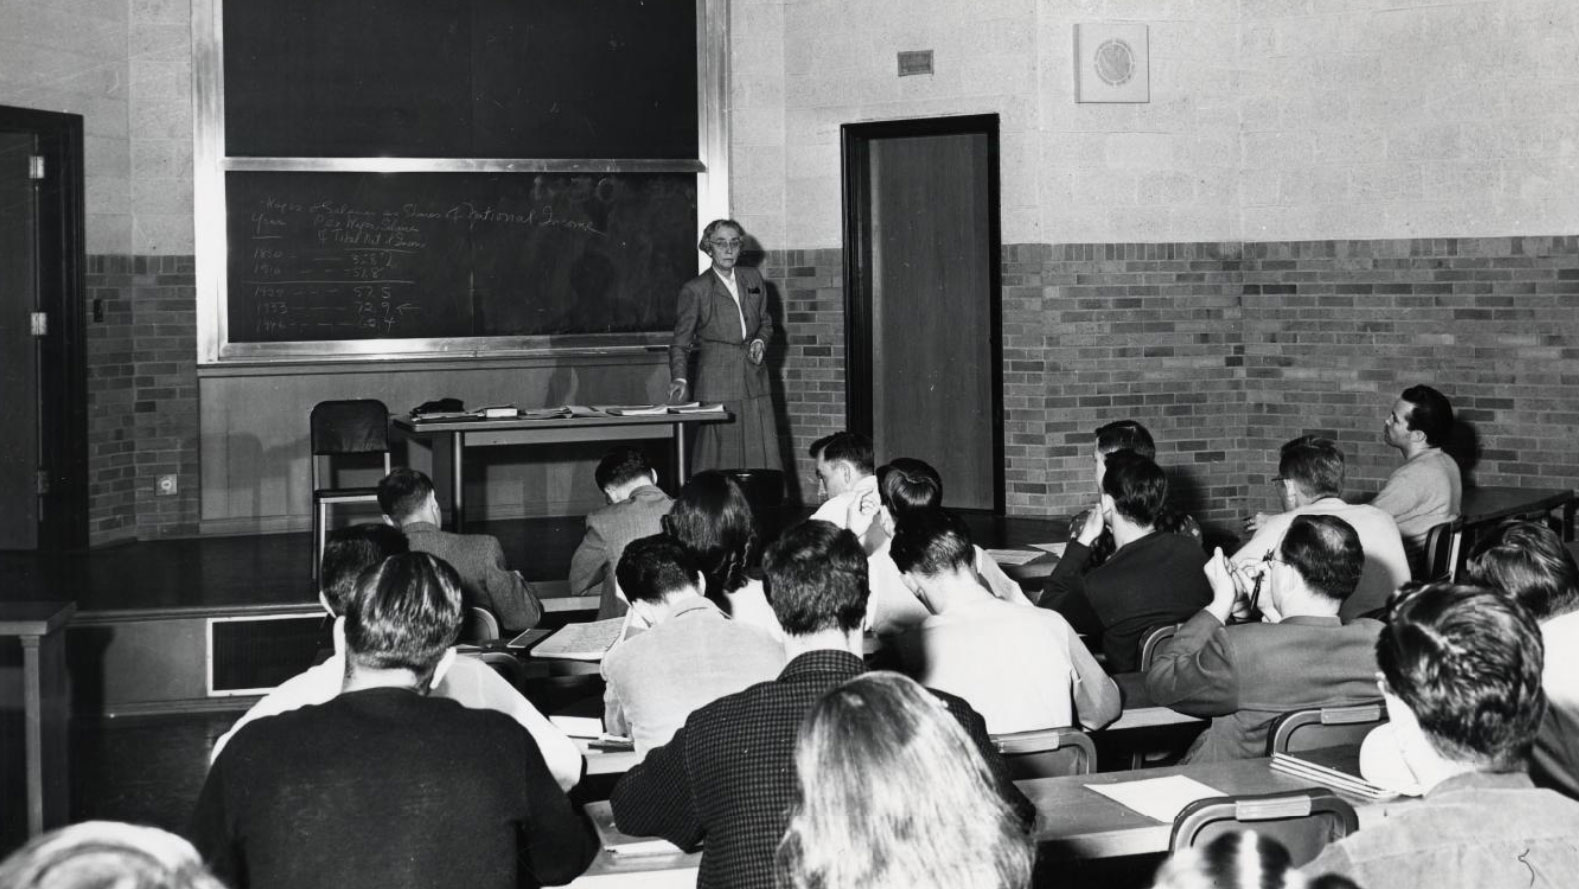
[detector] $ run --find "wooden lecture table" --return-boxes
[1,601,75,837]
[391,409,730,530]
[566,754,1410,886]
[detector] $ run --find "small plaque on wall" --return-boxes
[1075,23,1149,103]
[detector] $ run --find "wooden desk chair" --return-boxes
[1170,788,1359,867]
[1266,701,1387,756]
[1131,623,1184,769]
[1139,623,1181,672]
[1420,518,1463,582]
[464,649,524,688]
[310,399,392,579]
[461,606,502,643]
[992,727,1096,780]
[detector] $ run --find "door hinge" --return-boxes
[28,155,45,180]
[36,470,50,496]
[30,312,48,336]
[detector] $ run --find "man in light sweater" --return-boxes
[1374,384,1461,577]
[1237,435,1409,619]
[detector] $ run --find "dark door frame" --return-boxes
[840,113,1004,513]
[0,104,88,549]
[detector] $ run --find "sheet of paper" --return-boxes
[985,548,1042,566]
[1086,775,1225,823]
[1031,541,1068,556]
[531,616,628,660]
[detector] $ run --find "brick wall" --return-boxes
[85,255,199,543]
[763,248,846,503]
[767,236,1579,541]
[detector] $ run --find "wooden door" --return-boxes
[844,116,1001,511]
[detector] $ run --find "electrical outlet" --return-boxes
[156,474,178,496]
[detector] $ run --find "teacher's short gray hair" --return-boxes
[698,218,745,254]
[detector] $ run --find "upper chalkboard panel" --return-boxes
[222,0,699,159]
[227,171,696,343]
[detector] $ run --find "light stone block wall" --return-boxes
[0,0,131,254]
[129,0,194,254]
[739,0,1579,249]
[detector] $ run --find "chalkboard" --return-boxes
[222,0,698,160]
[226,171,697,343]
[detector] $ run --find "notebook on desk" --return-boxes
[528,616,628,660]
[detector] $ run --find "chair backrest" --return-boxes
[1421,518,1463,582]
[310,399,390,456]
[1267,700,1388,756]
[992,727,1096,780]
[1139,623,1181,672]
[1170,789,1359,867]
[463,650,525,689]
[461,606,502,643]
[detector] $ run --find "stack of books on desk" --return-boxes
[1270,752,1400,800]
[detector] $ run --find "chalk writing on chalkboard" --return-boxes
[225,172,698,344]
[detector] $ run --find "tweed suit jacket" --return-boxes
[609,649,1032,889]
[403,522,543,632]
[668,267,773,402]
[567,485,674,619]
[1145,608,1384,762]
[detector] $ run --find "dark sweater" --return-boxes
[188,687,596,889]
[1042,532,1212,673]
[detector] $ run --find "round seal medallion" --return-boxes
[1093,38,1135,86]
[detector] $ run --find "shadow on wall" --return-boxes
[1445,420,1482,485]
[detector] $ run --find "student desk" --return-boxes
[566,756,1411,886]
[391,411,729,530]
[1459,486,1577,540]
[1,601,74,837]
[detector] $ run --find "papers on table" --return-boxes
[598,404,671,416]
[530,616,628,661]
[986,548,1043,566]
[1031,541,1068,557]
[1086,775,1226,823]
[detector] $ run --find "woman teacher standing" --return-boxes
[668,219,784,472]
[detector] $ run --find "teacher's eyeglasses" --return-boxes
[709,238,743,250]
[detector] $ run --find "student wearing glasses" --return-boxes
[668,218,783,473]
[1146,514,1384,763]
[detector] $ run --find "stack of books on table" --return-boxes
[1270,751,1402,800]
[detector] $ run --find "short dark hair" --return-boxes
[1100,450,1167,526]
[595,446,653,492]
[1464,520,1579,620]
[809,431,874,474]
[345,552,463,676]
[890,509,974,577]
[1095,420,1156,459]
[1400,385,1453,447]
[1279,514,1363,604]
[320,523,409,615]
[376,468,433,523]
[1379,583,1545,770]
[876,458,942,517]
[762,520,868,636]
[1277,435,1345,499]
[662,470,758,599]
[616,534,701,605]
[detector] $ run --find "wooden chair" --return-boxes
[310,399,391,578]
[1139,623,1181,672]
[1266,700,1388,756]
[461,606,501,643]
[1171,789,1359,867]
[463,649,524,689]
[1420,518,1463,582]
[992,727,1096,780]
